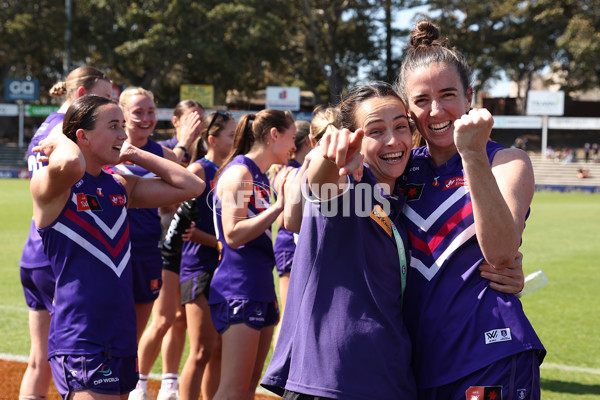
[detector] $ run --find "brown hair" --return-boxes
[310,105,340,144]
[173,99,204,121]
[190,110,234,163]
[216,109,294,178]
[338,81,405,132]
[49,66,110,100]
[396,20,472,104]
[63,95,117,143]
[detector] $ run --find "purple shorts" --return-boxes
[418,350,541,400]
[131,259,162,303]
[20,266,55,311]
[274,251,294,277]
[210,299,279,334]
[49,353,138,399]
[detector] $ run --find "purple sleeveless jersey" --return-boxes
[400,141,545,388]
[105,139,163,261]
[39,171,137,358]
[210,155,277,304]
[180,158,220,283]
[20,112,64,269]
[262,166,417,399]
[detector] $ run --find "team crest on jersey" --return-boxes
[251,184,270,211]
[110,194,127,206]
[516,389,527,399]
[432,176,440,187]
[401,183,424,201]
[76,193,103,211]
[484,328,512,344]
[466,386,502,400]
[443,176,467,190]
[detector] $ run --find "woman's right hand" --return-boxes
[318,127,365,181]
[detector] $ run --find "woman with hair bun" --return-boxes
[397,20,545,399]
[210,109,296,400]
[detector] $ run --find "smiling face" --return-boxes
[123,94,157,143]
[405,62,472,159]
[355,96,412,189]
[273,123,297,165]
[82,103,127,171]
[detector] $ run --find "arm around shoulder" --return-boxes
[120,141,205,209]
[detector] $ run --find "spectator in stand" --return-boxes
[18,66,112,400]
[584,142,591,163]
[577,168,591,179]
[592,143,599,162]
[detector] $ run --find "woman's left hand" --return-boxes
[454,108,494,156]
[479,251,525,294]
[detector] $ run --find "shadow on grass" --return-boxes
[542,379,600,396]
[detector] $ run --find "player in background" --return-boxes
[210,109,296,400]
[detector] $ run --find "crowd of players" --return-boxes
[18,20,545,400]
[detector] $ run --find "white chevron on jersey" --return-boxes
[247,207,273,241]
[403,186,469,231]
[70,193,128,239]
[409,223,476,281]
[52,222,131,277]
[112,164,157,178]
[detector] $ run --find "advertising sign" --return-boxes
[5,79,40,101]
[180,85,214,107]
[266,86,300,111]
[526,90,564,116]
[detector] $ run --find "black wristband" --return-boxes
[175,145,187,153]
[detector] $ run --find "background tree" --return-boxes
[1,0,66,103]
[1,0,600,112]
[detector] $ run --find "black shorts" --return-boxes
[283,390,334,400]
[180,272,212,305]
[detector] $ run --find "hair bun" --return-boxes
[410,20,447,49]
[49,81,67,97]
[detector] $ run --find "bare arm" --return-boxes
[117,141,205,209]
[30,129,86,228]
[479,251,525,294]
[456,109,533,270]
[282,152,314,232]
[172,111,201,163]
[180,161,218,247]
[218,165,283,249]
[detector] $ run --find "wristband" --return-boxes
[175,145,187,153]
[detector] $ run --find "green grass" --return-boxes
[1,180,599,398]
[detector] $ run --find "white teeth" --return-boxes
[381,151,404,160]
[430,121,451,131]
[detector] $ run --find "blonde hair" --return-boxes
[310,105,340,143]
[48,66,110,100]
[118,87,155,111]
